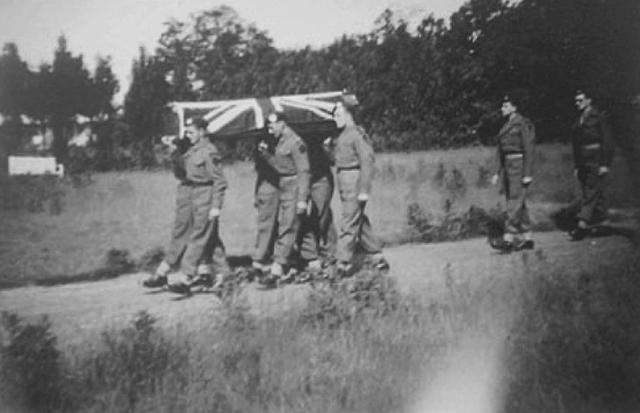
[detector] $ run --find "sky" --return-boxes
[0,0,466,103]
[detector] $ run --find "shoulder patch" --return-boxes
[298,141,307,154]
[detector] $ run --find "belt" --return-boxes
[337,165,361,171]
[279,173,297,178]
[182,180,213,187]
[505,153,523,159]
[582,143,601,150]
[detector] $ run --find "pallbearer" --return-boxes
[327,96,389,277]
[490,94,536,252]
[257,112,313,283]
[143,116,229,294]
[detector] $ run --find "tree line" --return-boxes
[1,0,639,169]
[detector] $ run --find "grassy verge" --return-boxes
[2,252,640,412]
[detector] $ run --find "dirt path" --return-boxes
[0,230,635,347]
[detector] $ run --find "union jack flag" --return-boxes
[164,91,353,141]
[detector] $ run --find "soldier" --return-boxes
[328,98,389,277]
[251,131,280,276]
[295,130,338,280]
[142,117,229,294]
[257,112,313,283]
[568,90,615,240]
[490,94,536,252]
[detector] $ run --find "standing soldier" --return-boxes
[490,94,536,252]
[568,90,615,240]
[257,112,313,283]
[142,117,229,294]
[328,98,389,277]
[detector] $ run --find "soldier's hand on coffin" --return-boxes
[597,166,609,176]
[521,176,533,186]
[490,174,499,186]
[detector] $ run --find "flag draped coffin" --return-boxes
[163,91,350,142]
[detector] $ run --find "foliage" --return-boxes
[0,312,64,411]
[407,201,504,243]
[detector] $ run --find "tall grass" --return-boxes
[2,252,640,412]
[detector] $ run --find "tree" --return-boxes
[0,43,32,116]
[123,47,170,166]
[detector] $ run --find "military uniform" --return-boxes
[252,139,280,266]
[495,112,535,240]
[258,125,311,266]
[571,106,614,225]
[331,124,382,263]
[164,138,228,277]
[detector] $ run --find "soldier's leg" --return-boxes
[576,165,604,225]
[179,186,215,277]
[163,184,192,268]
[312,176,337,261]
[272,177,300,276]
[199,218,231,279]
[253,180,279,267]
[336,170,360,264]
[144,184,191,287]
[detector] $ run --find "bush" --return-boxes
[1,312,64,411]
[301,269,400,329]
[407,201,504,243]
[80,311,188,411]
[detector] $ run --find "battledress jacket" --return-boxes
[496,113,535,178]
[182,138,227,210]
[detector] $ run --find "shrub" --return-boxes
[407,201,504,243]
[80,311,188,411]
[1,312,64,411]
[301,269,400,329]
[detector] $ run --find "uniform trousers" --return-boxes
[336,170,382,263]
[576,153,608,224]
[164,184,228,276]
[502,156,531,236]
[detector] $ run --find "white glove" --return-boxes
[257,140,268,153]
[208,208,221,220]
[597,166,609,176]
[323,137,333,147]
[490,174,500,186]
[521,176,533,185]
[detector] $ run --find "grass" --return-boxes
[2,251,640,412]
[0,143,636,285]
